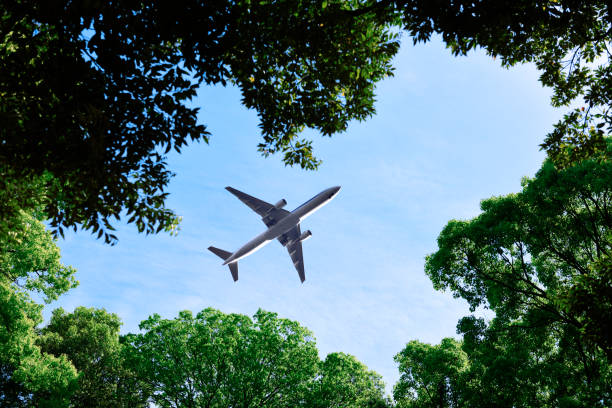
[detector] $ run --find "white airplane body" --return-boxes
[208,186,341,282]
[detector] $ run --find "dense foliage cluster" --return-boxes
[395,147,612,407]
[0,212,78,406]
[2,1,610,242]
[1,0,398,242]
[6,301,388,406]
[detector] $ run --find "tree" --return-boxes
[427,140,612,355]
[388,5,612,403]
[424,147,612,406]
[37,307,149,407]
[124,308,391,407]
[393,338,466,408]
[1,0,399,242]
[455,313,612,408]
[124,308,320,407]
[307,352,388,408]
[556,250,612,357]
[6,1,609,243]
[0,211,78,406]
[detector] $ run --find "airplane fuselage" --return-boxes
[223,186,340,265]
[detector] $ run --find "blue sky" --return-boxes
[48,35,561,392]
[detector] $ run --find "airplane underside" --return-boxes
[208,186,340,283]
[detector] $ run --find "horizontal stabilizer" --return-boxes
[228,262,238,282]
[208,246,232,260]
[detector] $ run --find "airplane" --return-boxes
[208,186,341,283]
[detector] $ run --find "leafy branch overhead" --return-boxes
[2,1,610,244]
[1,0,399,242]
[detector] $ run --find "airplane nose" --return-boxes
[330,186,341,196]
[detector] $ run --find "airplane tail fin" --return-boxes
[208,246,239,281]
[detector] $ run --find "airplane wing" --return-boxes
[225,187,290,227]
[278,225,305,283]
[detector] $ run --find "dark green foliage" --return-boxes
[421,151,612,406]
[390,4,612,398]
[1,0,398,243]
[3,1,609,243]
[557,251,612,359]
[0,363,32,407]
[456,314,611,408]
[426,143,612,355]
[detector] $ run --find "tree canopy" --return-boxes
[426,141,612,357]
[390,5,612,404]
[0,211,78,407]
[38,307,148,407]
[3,1,610,243]
[1,0,398,242]
[121,308,387,408]
[393,338,466,408]
[308,352,388,408]
[418,146,612,407]
[124,308,319,407]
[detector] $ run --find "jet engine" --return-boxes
[274,199,287,209]
[299,230,312,242]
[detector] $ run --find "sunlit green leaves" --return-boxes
[124,308,319,407]
[1,211,78,303]
[122,307,387,408]
[0,211,78,406]
[38,307,149,407]
[309,352,388,408]
[394,338,466,408]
